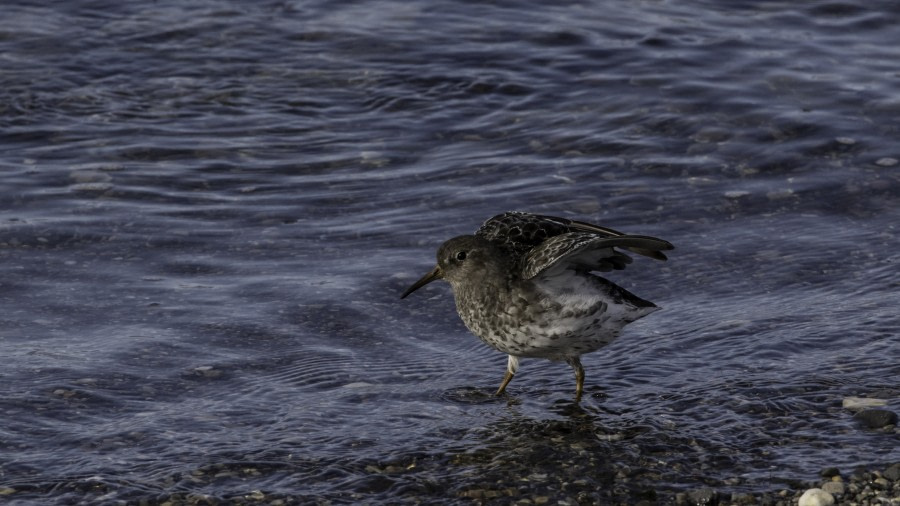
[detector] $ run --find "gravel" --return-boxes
[737,463,900,506]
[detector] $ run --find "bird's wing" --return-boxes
[476,212,572,258]
[522,232,674,280]
[562,217,671,261]
[478,211,672,261]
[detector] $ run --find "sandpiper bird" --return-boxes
[401,211,673,401]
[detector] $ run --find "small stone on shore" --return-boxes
[686,487,717,505]
[884,463,900,481]
[820,481,844,496]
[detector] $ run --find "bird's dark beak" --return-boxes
[401,265,443,299]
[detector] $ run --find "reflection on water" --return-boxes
[1,0,899,503]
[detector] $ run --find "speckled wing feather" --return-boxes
[477,211,671,262]
[522,233,674,280]
[563,217,669,261]
[476,212,573,261]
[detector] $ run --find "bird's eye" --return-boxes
[456,251,467,261]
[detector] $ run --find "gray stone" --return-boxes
[884,463,900,481]
[687,487,717,505]
[820,481,844,496]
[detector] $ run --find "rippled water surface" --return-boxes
[2,0,899,503]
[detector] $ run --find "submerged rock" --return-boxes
[819,467,840,478]
[686,487,717,505]
[853,409,899,429]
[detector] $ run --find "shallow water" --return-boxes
[1,0,899,503]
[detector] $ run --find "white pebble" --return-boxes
[342,382,375,389]
[193,366,222,378]
[798,488,834,506]
[70,183,113,192]
[835,137,856,145]
[875,157,898,167]
[842,396,887,410]
[724,190,750,199]
[551,174,576,184]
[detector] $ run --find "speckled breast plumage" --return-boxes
[454,256,657,361]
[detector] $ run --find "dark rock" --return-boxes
[850,466,871,482]
[687,487,718,505]
[757,493,776,506]
[819,467,840,478]
[731,492,756,504]
[884,463,900,482]
[853,409,899,429]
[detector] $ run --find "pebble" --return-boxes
[70,182,113,192]
[798,488,834,506]
[875,157,898,167]
[853,408,899,429]
[342,382,375,388]
[820,481,844,496]
[842,396,887,410]
[69,169,113,184]
[766,188,794,200]
[192,366,222,378]
[686,487,717,505]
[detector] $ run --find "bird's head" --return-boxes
[401,235,505,299]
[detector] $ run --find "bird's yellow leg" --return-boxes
[495,355,520,396]
[568,357,585,402]
[496,371,514,395]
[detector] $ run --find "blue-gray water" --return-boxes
[2,0,898,503]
